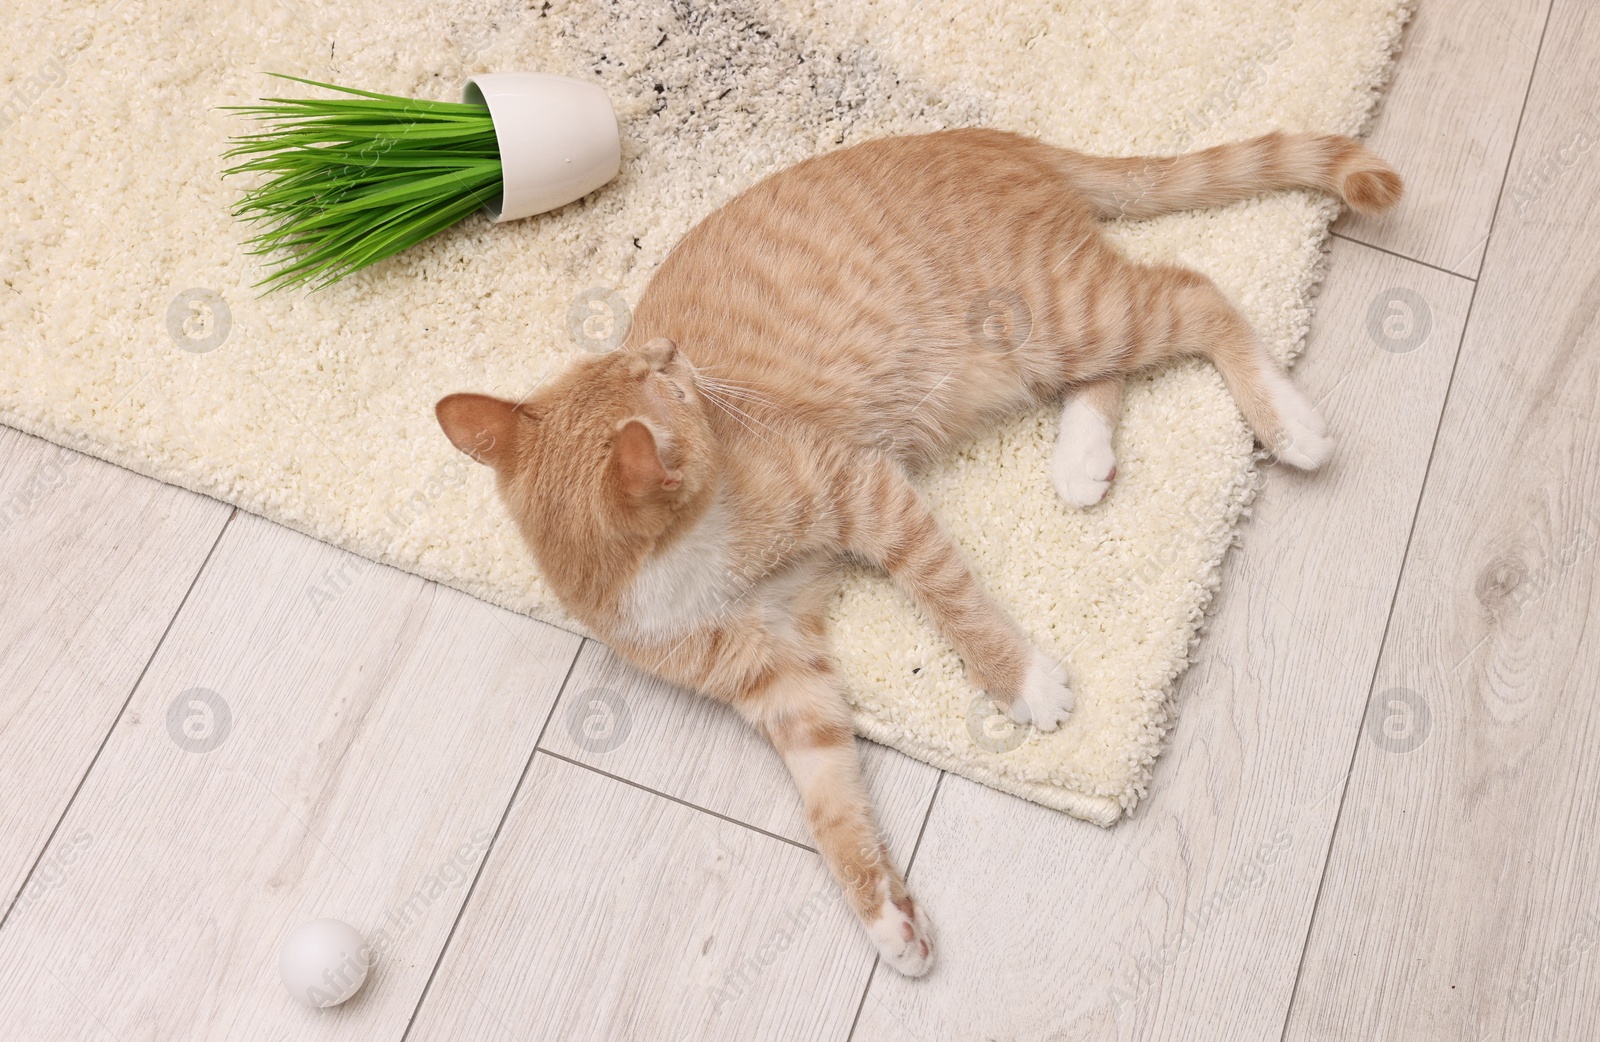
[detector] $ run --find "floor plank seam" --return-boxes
[0,506,236,935]
[845,770,946,1042]
[843,960,881,1042]
[1278,225,1490,1042]
[532,747,821,855]
[1329,231,1480,283]
[532,638,591,750]
[398,634,589,1042]
[1275,6,1556,1037]
[902,771,946,881]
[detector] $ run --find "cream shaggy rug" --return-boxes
[0,0,1408,824]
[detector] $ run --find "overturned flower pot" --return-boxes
[224,72,623,290]
[462,72,620,223]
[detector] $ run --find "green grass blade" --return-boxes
[221,74,506,292]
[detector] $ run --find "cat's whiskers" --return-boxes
[699,381,773,407]
[694,370,775,401]
[703,394,774,442]
[695,381,779,447]
[692,366,775,395]
[693,371,772,408]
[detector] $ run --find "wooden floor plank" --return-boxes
[406,753,881,1042]
[1334,0,1550,277]
[0,427,230,919]
[1287,3,1600,1039]
[0,512,581,1041]
[540,642,941,861]
[853,241,1473,1040]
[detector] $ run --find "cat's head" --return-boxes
[435,336,718,608]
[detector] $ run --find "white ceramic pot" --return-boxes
[462,72,622,222]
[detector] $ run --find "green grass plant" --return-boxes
[223,75,503,291]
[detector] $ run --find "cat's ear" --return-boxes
[613,418,681,498]
[436,393,523,469]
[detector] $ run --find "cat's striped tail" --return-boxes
[1053,132,1402,221]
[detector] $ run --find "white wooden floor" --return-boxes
[3,3,1597,1038]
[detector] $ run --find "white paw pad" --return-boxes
[1008,650,1075,732]
[1051,397,1116,507]
[1265,369,1333,470]
[868,889,934,977]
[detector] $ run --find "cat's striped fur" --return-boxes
[436,128,1402,975]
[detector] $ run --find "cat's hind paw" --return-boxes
[1008,650,1075,732]
[869,891,934,977]
[1051,397,1117,507]
[1266,369,1334,470]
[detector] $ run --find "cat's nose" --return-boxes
[641,337,677,371]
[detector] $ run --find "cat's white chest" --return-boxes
[620,495,740,644]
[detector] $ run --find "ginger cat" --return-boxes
[436,128,1402,975]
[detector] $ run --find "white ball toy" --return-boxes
[279,918,371,1008]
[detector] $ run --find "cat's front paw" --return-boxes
[1008,650,1075,731]
[1051,398,1117,507]
[868,891,934,977]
